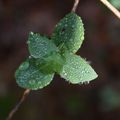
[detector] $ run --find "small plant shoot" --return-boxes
[15,12,98,90]
[7,0,120,119]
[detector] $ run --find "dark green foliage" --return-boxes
[15,12,98,90]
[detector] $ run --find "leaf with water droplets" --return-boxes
[51,12,84,53]
[28,32,58,58]
[35,52,65,74]
[59,53,98,84]
[15,59,54,90]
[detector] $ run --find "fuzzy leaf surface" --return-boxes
[52,12,84,53]
[15,59,54,90]
[28,32,58,58]
[59,53,98,84]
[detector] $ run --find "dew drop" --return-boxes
[81,36,84,40]
[81,71,85,74]
[38,81,41,84]
[29,80,35,85]
[72,25,75,28]
[29,56,32,59]
[27,41,30,44]
[30,32,34,35]
[19,61,29,70]
[64,24,68,27]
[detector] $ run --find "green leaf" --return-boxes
[51,12,84,53]
[28,32,58,58]
[59,53,98,84]
[108,0,120,9]
[35,52,65,74]
[15,59,54,90]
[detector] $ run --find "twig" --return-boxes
[100,0,120,19]
[71,0,80,12]
[7,89,30,120]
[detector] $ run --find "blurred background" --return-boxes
[0,0,120,120]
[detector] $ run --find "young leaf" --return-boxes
[15,59,54,90]
[35,52,65,74]
[59,53,98,84]
[51,12,84,53]
[28,32,58,58]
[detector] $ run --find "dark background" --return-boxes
[0,0,120,120]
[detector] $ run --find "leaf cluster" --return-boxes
[15,12,98,90]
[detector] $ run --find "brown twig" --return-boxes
[71,0,80,12]
[100,0,120,19]
[7,89,30,120]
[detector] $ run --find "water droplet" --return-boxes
[81,36,84,40]
[81,71,85,74]
[19,61,29,70]
[64,24,68,27]
[29,56,32,59]
[27,41,30,44]
[38,81,41,85]
[30,32,34,35]
[29,80,35,85]
[72,25,74,28]
[36,62,39,66]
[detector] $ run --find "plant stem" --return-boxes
[7,89,30,120]
[71,0,80,12]
[100,0,120,19]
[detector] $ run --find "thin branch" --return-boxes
[100,0,120,19]
[71,0,80,12]
[7,89,30,120]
